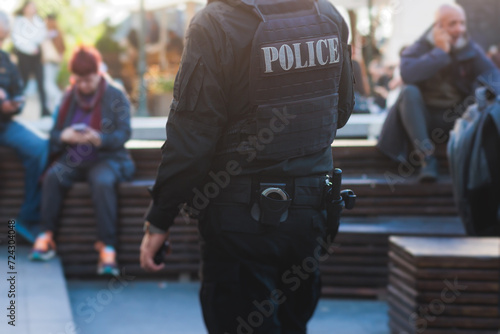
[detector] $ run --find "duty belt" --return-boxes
[211,175,328,227]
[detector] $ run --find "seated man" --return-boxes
[377,4,500,182]
[30,46,135,277]
[0,11,48,242]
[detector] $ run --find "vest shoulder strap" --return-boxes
[240,0,318,21]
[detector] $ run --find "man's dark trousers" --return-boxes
[395,84,461,152]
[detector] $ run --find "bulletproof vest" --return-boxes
[217,0,343,161]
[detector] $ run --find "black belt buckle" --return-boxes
[251,183,292,227]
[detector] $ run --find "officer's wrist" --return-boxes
[145,201,177,232]
[143,221,168,234]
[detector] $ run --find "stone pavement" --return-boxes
[0,243,391,334]
[68,281,390,334]
[0,244,75,334]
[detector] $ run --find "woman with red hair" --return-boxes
[30,46,135,277]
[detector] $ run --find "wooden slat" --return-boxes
[388,236,500,333]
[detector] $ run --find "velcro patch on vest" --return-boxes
[260,35,341,75]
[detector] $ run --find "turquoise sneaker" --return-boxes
[97,246,120,277]
[29,232,56,261]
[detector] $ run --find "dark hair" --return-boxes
[14,1,34,17]
[70,45,102,76]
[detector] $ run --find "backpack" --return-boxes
[448,87,500,236]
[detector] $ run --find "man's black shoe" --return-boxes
[418,156,439,183]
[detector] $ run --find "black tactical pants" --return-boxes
[199,203,330,334]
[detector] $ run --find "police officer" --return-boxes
[140,0,354,333]
[0,11,48,243]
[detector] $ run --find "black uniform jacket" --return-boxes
[147,0,355,231]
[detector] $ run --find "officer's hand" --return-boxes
[140,230,169,272]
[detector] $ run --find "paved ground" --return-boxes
[0,246,74,334]
[68,281,390,334]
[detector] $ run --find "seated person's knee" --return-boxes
[89,172,116,190]
[400,85,423,100]
[43,164,72,188]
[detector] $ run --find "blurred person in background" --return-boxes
[166,30,184,71]
[145,11,160,45]
[377,4,500,183]
[12,1,50,117]
[0,11,48,242]
[29,46,135,277]
[42,13,65,113]
[369,57,394,110]
[352,47,371,114]
[385,47,407,110]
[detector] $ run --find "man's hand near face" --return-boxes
[433,24,452,53]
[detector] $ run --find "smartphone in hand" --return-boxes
[153,241,171,265]
[72,123,88,133]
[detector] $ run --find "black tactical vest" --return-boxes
[217,0,343,161]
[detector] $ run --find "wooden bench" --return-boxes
[388,236,500,333]
[125,139,451,178]
[123,141,457,217]
[321,217,465,299]
[0,139,456,219]
[0,140,459,298]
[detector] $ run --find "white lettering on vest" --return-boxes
[279,44,295,71]
[306,41,316,68]
[293,43,308,69]
[316,39,329,65]
[262,47,279,73]
[262,37,340,74]
[327,38,340,64]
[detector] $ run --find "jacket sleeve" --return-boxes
[146,20,229,232]
[400,41,452,84]
[337,17,355,129]
[99,89,132,151]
